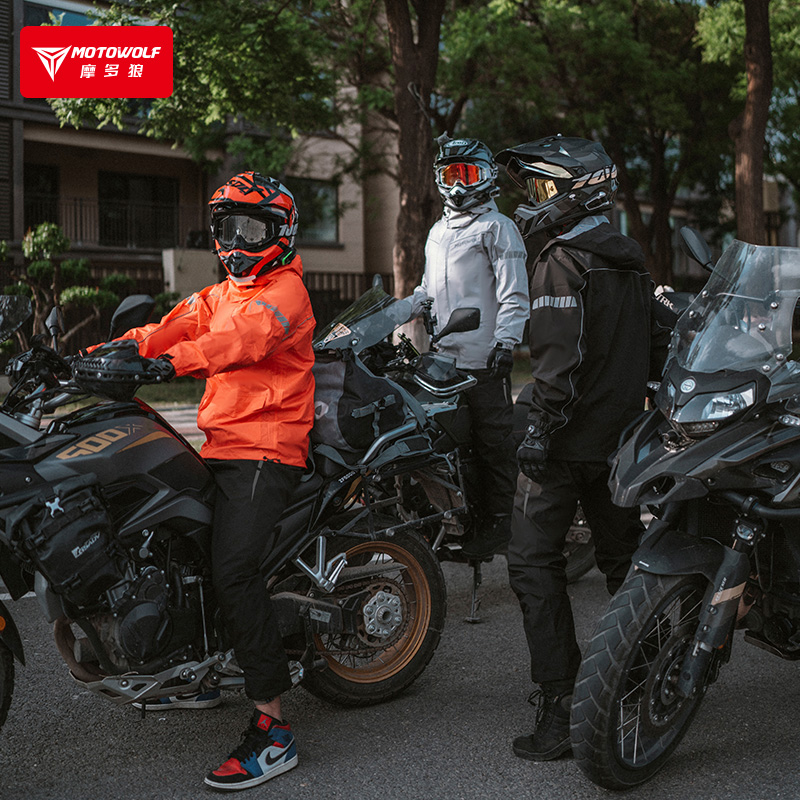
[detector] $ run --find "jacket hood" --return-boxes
[550,216,644,270]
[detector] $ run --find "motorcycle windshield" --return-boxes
[0,295,32,343]
[313,285,415,353]
[673,239,800,400]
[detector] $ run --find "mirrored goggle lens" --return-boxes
[217,215,277,246]
[438,163,485,187]
[526,177,560,205]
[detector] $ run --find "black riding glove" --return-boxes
[149,355,176,383]
[487,343,514,378]
[517,426,550,483]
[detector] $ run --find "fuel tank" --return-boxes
[0,400,214,541]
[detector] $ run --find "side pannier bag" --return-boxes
[311,349,407,453]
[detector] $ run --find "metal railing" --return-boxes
[24,198,209,250]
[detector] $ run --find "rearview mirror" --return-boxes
[679,227,714,273]
[431,307,481,344]
[109,295,156,340]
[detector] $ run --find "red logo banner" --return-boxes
[20,26,173,99]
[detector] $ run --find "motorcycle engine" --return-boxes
[16,478,203,672]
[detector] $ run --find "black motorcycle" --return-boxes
[315,283,596,623]
[571,229,800,788]
[0,294,447,735]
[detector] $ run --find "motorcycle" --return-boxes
[571,229,800,788]
[0,293,447,735]
[315,282,596,623]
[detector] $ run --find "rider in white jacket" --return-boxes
[413,136,529,559]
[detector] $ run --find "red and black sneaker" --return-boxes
[204,708,298,791]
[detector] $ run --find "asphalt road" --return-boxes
[2,557,800,800]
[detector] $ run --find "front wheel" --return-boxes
[0,640,14,733]
[301,530,446,707]
[570,571,711,789]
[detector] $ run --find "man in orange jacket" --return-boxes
[121,172,315,791]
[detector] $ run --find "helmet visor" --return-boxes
[436,162,488,187]
[526,176,561,206]
[215,214,280,248]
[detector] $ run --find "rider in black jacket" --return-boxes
[495,135,676,762]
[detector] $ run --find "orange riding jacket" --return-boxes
[120,256,316,466]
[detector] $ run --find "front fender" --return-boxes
[0,598,25,665]
[632,526,729,583]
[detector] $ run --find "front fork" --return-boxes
[676,519,760,697]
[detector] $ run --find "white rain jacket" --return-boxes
[412,200,529,370]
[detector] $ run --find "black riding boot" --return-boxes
[512,683,573,761]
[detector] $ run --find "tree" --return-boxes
[1,223,131,348]
[699,1,800,241]
[49,0,449,299]
[439,0,742,285]
[383,0,446,298]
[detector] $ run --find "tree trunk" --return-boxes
[384,0,445,299]
[732,0,773,245]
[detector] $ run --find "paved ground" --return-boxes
[3,558,800,800]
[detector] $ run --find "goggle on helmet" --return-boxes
[495,136,618,238]
[434,138,498,211]
[208,172,298,279]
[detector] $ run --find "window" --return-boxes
[24,1,90,26]
[290,178,338,245]
[98,172,179,249]
[24,163,59,230]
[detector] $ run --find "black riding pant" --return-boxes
[209,459,303,702]
[507,460,643,685]
[462,370,517,519]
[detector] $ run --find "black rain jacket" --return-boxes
[525,216,675,461]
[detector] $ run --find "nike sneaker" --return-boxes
[204,708,298,791]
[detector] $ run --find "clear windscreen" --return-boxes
[672,240,800,400]
[313,285,414,353]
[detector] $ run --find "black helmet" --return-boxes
[434,137,499,211]
[495,135,617,238]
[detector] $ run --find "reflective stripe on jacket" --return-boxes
[121,255,316,466]
[417,200,529,370]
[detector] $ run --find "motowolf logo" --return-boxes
[32,45,72,80]
[20,26,173,99]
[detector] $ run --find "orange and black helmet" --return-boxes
[208,172,298,279]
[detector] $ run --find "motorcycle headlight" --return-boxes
[670,382,756,439]
[699,386,755,420]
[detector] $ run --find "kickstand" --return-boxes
[465,559,483,624]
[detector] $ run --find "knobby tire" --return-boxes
[570,571,710,789]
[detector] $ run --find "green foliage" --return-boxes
[49,0,336,162]
[21,221,70,261]
[27,260,55,282]
[154,291,181,318]
[100,273,135,297]
[61,258,91,286]
[59,285,120,309]
[699,0,800,199]
[440,0,742,278]
[3,283,31,297]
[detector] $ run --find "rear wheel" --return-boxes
[301,530,446,706]
[0,641,14,733]
[571,571,711,789]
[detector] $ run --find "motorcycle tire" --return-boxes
[564,508,595,584]
[570,571,710,789]
[301,529,446,707]
[0,640,14,733]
